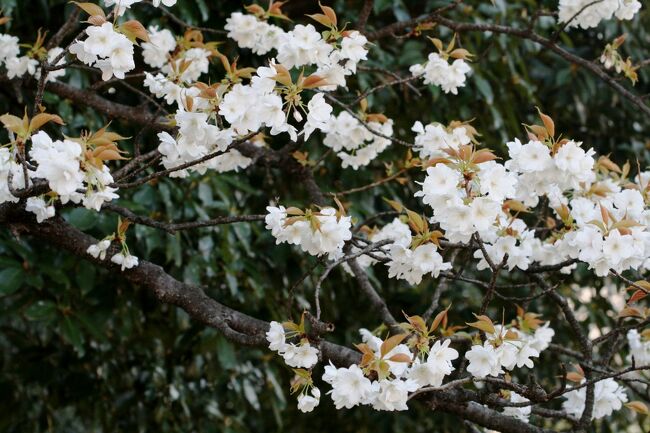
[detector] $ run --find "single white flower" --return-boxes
[111,252,139,271]
[282,342,319,368]
[297,387,320,413]
[86,240,111,260]
[266,321,287,352]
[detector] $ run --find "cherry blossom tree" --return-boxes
[1,0,650,432]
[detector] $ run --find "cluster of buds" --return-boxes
[600,34,639,85]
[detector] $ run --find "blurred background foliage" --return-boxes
[0,0,648,432]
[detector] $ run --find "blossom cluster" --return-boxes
[86,239,139,271]
[266,321,321,412]
[410,118,650,279]
[103,0,177,16]
[0,147,28,205]
[412,120,474,159]
[465,322,554,379]
[558,0,642,29]
[266,321,320,369]
[156,111,243,178]
[322,329,458,411]
[410,52,472,95]
[368,135,614,284]
[0,122,120,223]
[353,217,412,269]
[261,306,638,423]
[265,205,352,259]
[627,329,650,366]
[136,6,473,176]
[502,392,532,422]
[70,22,136,81]
[264,309,559,417]
[563,378,628,419]
[31,131,119,210]
[386,242,452,285]
[154,4,394,175]
[416,158,517,245]
[143,44,212,105]
[322,111,394,169]
[0,33,34,78]
[141,26,176,69]
[218,64,296,138]
[143,39,260,177]
[147,54,337,174]
[224,12,285,56]
[0,32,64,81]
[347,217,451,284]
[0,112,136,269]
[225,11,368,90]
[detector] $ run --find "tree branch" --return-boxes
[367,11,650,119]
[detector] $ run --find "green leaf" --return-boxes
[0,0,18,16]
[64,208,96,231]
[195,0,209,22]
[242,379,260,410]
[75,264,96,296]
[60,316,85,356]
[75,312,108,343]
[24,300,58,321]
[216,335,237,369]
[373,0,392,13]
[474,75,494,104]
[266,369,287,405]
[391,0,410,21]
[0,267,24,296]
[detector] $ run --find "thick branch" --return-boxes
[432,390,556,433]
[0,203,358,365]
[0,75,169,130]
